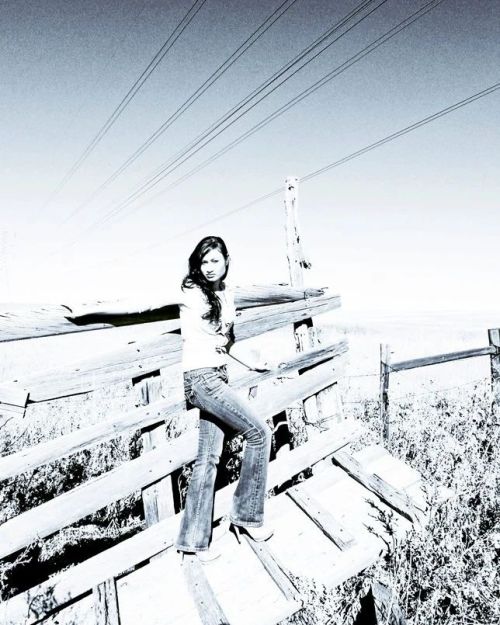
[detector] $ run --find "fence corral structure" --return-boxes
[379,330,500,443]
[0,181,426,625]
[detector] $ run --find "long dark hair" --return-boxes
[181,236,230,326]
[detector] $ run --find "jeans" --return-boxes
[175,365,272,552]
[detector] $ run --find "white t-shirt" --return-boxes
[179,282,236,372]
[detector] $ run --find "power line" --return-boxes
[52,79,500,277]
[133,80,500,254]
[43,0,207,215]
[72,0,301,216]
[150,0,447,203]
[79,0,386,233]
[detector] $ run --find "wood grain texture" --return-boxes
[241,537,300,603]
[0,285,327,343]
[135,373,176,527]
[0,420,359,624]
[287,485,355,550]
[390,345,494,372]
[93,578,121,625]
[182,555,229,625]
[0,293,341,402]
[0,340,347,482]
[331,450,421,522]
[0,359,346,559]
[379,344,391,443]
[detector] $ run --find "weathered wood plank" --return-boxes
[135,372,176,526]
[0,341,347,481]
[0,359,347,559]
[331,450,421,522]
[182,555,229,625]
[235,290,340,341]
[240,536,300,603]
[390,345,495,372]
[0,420,359,624]
[489,329,500,418]
[0,334,182,402]
[0,294,341,402]
[93,578,121,625]
[0,285,326,343]
[283,175,322,440]
[287,485,355,550]
[380,344,391,442]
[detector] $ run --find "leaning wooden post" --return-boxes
[133,370,176,527]
[380,344,391,444]
[283,176,320,446]
[488,329,500,418]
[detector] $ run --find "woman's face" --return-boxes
[200,248,227,284]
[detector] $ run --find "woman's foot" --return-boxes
[230,523,274,543]
[178,545,221,563]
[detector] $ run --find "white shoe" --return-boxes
[231,523,274,543]
[179,545,221,564]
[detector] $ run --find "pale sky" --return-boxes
[1,0,499,312]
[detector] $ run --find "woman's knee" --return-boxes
[245,421,271,448]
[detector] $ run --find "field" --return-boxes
[0,310,499,623]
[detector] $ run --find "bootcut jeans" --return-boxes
[175,364,272,552]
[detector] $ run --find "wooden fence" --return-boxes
[0,279,349,622]
[379,328,500,442]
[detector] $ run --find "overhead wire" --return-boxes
[133,80,500,254]
[73,0,301,215]
[44,0,207,215]
[51,80,500,278]
[143,0,447,205]
[77,0,386,233]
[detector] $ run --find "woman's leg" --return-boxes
[189,369,272,528]
[176,413,225,552]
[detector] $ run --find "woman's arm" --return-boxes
[225,328,280,372]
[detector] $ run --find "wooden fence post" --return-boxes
[283,176,320,447]
[133,370,176,528]
[488,329,500,418]
[379,344,391,444]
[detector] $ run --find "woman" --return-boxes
[176,235,276,562]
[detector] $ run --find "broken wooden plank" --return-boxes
[93,578,120,625]
[0,420,358,624]
[287,485,355,550]
[182,555,229,625]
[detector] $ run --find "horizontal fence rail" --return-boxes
[0,289,340,406]
[380,329,500,442]
[0,341,348,482]
[0,285,326,343]
[390,345,496,372]
[0,421,360,625]
[0,357,345,560]
[0,279,349,625]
